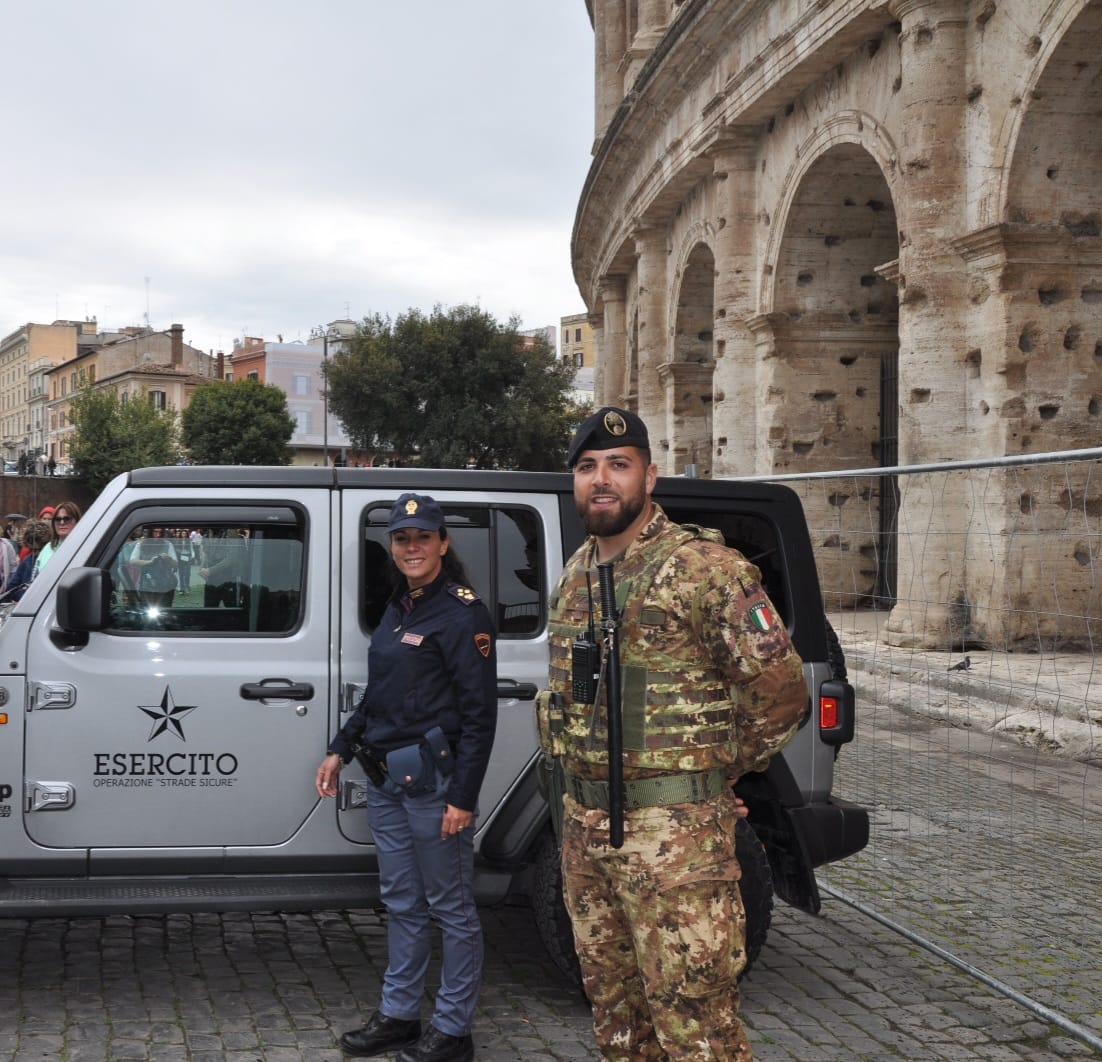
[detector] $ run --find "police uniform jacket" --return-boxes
[330,569,497,812]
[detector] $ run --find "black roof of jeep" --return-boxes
[127,466,826,660]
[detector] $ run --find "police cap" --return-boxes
[566,406,650,468]
[387,492,445,533]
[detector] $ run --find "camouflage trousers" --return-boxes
[560,789,751,1060]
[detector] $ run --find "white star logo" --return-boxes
[139,686,197,742]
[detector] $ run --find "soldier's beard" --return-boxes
[579,485,648,539]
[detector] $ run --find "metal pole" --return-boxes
[322,332,329,467]
[819,883,1102,1056]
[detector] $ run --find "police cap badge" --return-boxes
[387,492,445,533]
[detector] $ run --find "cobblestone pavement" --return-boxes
[1,892,1099,1061]
[2,612,1100,1060]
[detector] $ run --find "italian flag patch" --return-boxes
[748,601,774,632]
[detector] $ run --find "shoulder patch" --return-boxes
[748,600,775,632]
[447,584,481,605]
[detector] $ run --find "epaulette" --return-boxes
[447,583,481,605]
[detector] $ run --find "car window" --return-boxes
[661,506,791,626]
[362,503,544,637]
[105,513,305,635]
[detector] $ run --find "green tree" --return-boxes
[181,380,295,465]
[69,387,180,493]
[324,305,578,470]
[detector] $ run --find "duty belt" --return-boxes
[563,768,729,810]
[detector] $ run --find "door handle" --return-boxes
[497,680,538,701]
[240,680,315,701]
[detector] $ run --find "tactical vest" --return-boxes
[547,521,742,775]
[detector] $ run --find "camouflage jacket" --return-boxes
[545,505,806,780]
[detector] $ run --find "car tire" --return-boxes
[531,827,584,991]
[531,815,774,988]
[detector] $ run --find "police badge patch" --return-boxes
[475,633,492,658]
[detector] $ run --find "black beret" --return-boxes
[566,407,650,468]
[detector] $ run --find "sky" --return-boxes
[2,2,595,354]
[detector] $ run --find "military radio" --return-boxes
[571,572,601,704]
[571,634,601,704]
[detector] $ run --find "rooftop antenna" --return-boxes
[144,276,151,329]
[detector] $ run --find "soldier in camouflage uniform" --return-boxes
[539,407,807,1060]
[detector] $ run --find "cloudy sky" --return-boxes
[3,2,595,354]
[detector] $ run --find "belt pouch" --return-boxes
[387,742,432,793]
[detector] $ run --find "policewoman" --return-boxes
[541,408,807,1060]
[316,493,497,1062]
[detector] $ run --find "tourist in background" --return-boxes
[3,520,52,602]
[33,501,83,577]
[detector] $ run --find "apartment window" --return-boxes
[293,374,309,396]
[149,390,167,411]
[247,371,259,381]
[575,328,582,342]
[574,352,584,368]
[293,409,313,435]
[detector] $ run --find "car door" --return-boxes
[336,488,559,844]
[22,490,330,868]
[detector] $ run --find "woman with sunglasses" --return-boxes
[33,501,83,578]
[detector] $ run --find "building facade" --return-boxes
[44,324,215,464]
[226,322,356,466]
[573,0,1102,648]
[560,312,597,407]
[0,320,86,468]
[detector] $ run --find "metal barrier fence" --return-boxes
[749,448,1102,1050]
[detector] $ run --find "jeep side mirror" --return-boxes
[56,567,112,632]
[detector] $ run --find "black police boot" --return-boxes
[396,1024,475,1062]
[339,1010,422,1057]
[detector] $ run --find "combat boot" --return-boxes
[339,1010,422,1057]
[396,1023,475,1062]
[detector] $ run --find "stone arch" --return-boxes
[761,112,900,313]
[995,0,1102,456]
[665,239,716,476]
[965,0,1102,646]
[762,127,901,605]
[982,0,1098,228]
[1005,2,1102,231]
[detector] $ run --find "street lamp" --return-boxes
[311,325,337,466]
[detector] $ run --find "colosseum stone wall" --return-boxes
[573,0,1102,648]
